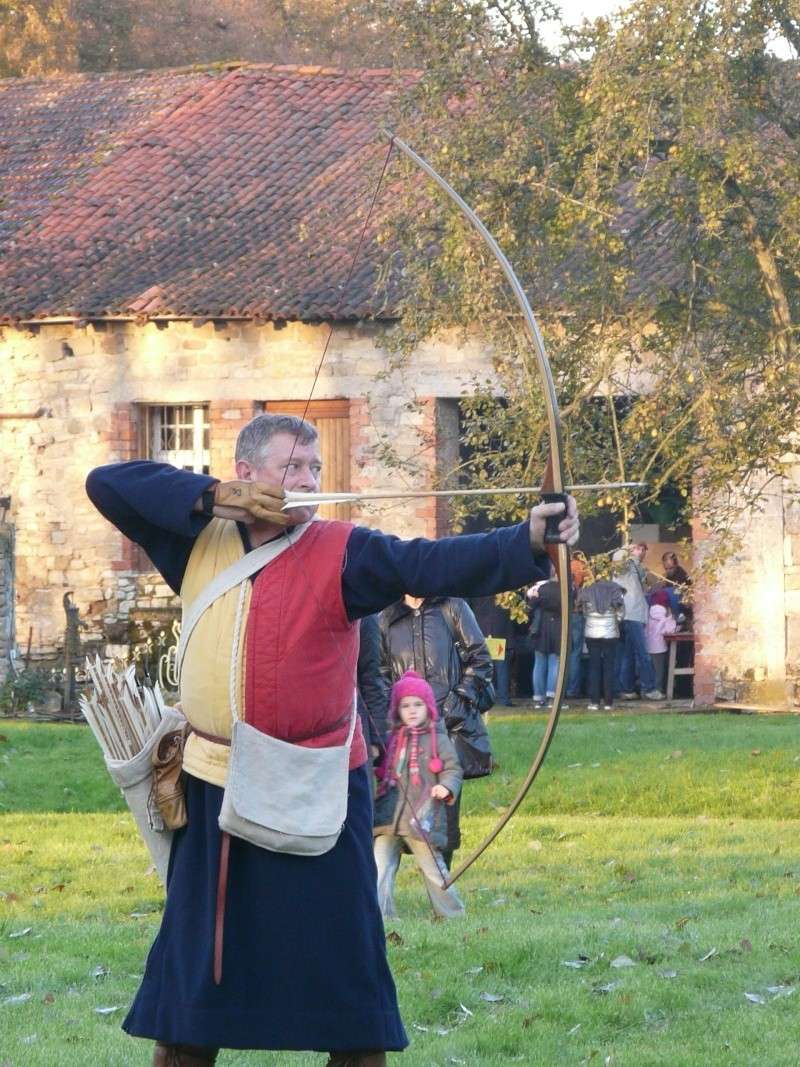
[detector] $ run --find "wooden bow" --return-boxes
[386,134,573,887]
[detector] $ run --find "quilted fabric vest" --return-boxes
[180,517,364,787]
[244,520,365,769]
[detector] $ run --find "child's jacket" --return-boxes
[645,603,677,653]
[373,722,462,849]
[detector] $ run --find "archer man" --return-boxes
[86,411,579,1067]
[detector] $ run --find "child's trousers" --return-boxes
[374,834,465,919]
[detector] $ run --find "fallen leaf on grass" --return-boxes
[458,1003,473,1017]
[94,1005,121,1015]
[411,1023,429,1033]
[610,955,636,968]
[529,840,543,851]
[386,931,403,945]
[43,994,54,1004]
[2,993,32,1006]
[567,1023,582,1036]
[744,992,765,1004]
[465,966,483,976]
[0,892,19,903]
[740,938,753,952]
[8,927,31,939]
[563,956,591,969]
[751,749,761,757]
[766,985,796,998]
[658,970,678,979]
[675,916,691,930]
[593,981,622,994]
[699,948,718,962]
[480,992,504,1003]
[91,965,109,980]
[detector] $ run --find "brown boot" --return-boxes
[152,1042,219,1066]
[325,1053,386,1067]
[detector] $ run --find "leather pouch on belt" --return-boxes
[151,723,191,831]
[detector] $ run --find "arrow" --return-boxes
[282,481,647,509]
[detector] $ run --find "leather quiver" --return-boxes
[151,723,191,831]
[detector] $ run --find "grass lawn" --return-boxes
[0,711,799,1065]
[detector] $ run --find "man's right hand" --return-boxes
[210,481,289,525]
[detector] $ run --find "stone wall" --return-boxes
[0,525,13,680]
[782,457,800,706]
[2,315,798,703]
[692,472,796,708]
[0,319,491,657]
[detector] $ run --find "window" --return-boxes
[143,404,210,473]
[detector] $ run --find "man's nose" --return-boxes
[296,467,320,491]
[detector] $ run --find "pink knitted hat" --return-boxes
[389,670,438,724]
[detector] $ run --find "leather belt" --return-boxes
[214,832,230,986]
[190,727,231,746]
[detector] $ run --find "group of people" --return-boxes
[86,412,580,1067]
[514,543,691,711]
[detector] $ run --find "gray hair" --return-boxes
[235,413,318,464]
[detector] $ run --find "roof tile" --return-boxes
[0,65,414,322]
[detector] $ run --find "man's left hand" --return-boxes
[529,494,580,552]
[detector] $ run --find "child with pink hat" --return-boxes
[373,670,465,919]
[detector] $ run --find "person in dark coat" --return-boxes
[85,412,580,1067]
[379,595,494,868]
[471,594,515,706]
[527,576,563,708]
[357,614,389,763]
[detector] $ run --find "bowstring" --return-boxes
[273,137,451,893]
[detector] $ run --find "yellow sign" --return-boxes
[486,637,507,661]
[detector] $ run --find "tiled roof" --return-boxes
[0,65,414,322]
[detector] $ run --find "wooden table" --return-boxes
[665,632,695,700]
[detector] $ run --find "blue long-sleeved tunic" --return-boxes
[85,461,550,617]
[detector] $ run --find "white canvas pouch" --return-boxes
[217,699,357,856]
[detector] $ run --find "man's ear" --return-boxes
[235,459,253,480]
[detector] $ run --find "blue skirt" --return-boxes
[123,766,408,1052]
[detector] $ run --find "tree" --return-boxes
[0,2,76,77]
[0,0,402,77]
[369,0,800,570]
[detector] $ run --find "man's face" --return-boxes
[236,431,322,525]
[630,544,647,562]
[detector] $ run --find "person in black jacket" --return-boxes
[527,577,563,709]
[357,614,390,765]
[378,595,494,868]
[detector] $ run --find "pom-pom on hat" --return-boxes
[389,670,438,724]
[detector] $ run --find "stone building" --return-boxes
[0,64,797,707]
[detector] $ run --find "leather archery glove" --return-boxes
[211,480,290,525]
